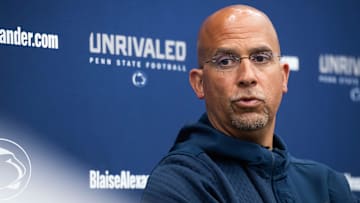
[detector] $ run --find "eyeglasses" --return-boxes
[204,51,281,71]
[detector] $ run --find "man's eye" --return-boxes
[214,56,236,67]
[250,52,273,64]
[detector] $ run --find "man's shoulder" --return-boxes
[288,155,352,189]
[288,155,356,199]
[290,156,327,167]
[289,155,339,174]
[141,148,224,203]
[288,155,344,178]
[150,146,217,179]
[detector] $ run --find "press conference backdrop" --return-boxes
[1,0,359,202]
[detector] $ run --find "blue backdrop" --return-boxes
[1,0,359,202]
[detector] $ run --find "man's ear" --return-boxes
[282,63,290,93]
[189,68,205,99]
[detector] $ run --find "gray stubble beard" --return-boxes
[230,108,270,131]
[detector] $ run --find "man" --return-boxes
[142,5,358,203]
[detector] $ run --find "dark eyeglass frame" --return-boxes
[204,51,281,71]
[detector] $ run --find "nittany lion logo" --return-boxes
[0,138,31,200]
[350,87,360,102]
[132,71,147,88]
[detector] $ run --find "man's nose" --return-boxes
[236,59,258,87]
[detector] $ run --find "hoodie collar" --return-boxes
[172,113,289,178]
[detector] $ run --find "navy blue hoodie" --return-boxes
[142,114,358,202]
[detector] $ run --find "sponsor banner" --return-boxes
[89,170,148,190]
[89,32,186,62]
[88,32,188,87]
[0,26,59,49]
[318,54,360,102]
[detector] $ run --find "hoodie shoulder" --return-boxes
[289,156,357,202]
[141,148,222,203]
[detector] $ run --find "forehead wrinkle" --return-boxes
[207,28,276,53]
[202,27,255,51]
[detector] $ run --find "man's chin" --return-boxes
[230,113,268,131]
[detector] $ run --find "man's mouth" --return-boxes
[233,97,263,108]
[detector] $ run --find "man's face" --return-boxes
[190,10,289,139]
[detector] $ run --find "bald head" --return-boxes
[197,5,280,67]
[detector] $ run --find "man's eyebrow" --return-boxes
[213,48,237,55]
[248,46,273,54]
[213,46,273,56]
